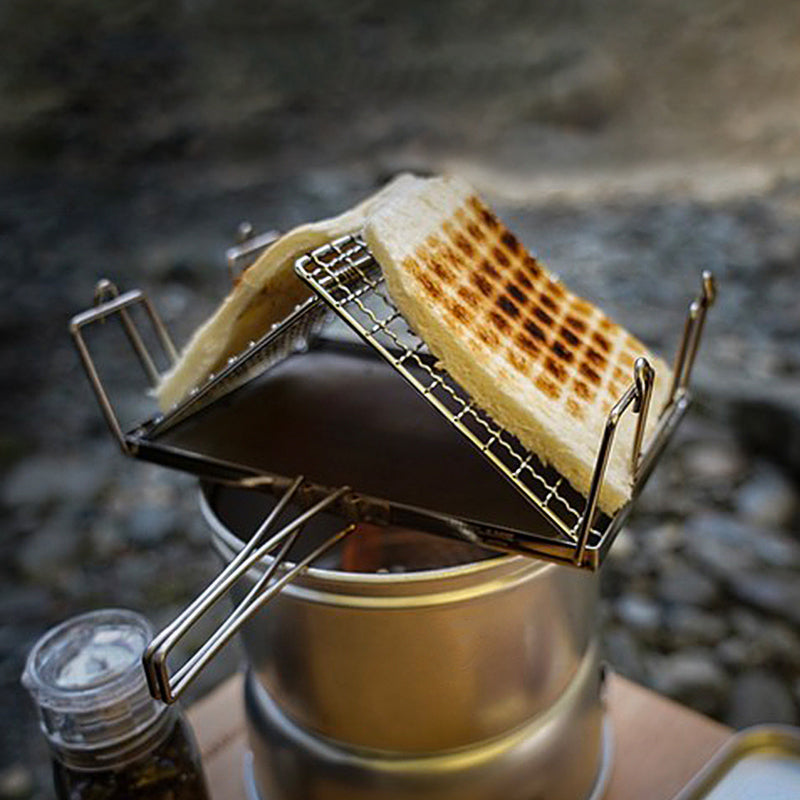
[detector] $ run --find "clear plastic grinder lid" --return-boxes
[22,608,163,749]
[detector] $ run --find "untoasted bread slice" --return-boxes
[155,174,422,411]
[365,175,673,514]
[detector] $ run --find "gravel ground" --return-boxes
[2,164,799,800]
[1,2,800,797]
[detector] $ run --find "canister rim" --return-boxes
[200,486,551,596]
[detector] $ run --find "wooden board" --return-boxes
[188,672,731,800]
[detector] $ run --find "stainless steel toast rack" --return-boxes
[71,231,715,570]
[71,225,714,702]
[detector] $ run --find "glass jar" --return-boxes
[22,608,211,800]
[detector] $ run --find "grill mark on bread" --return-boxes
[586,347,606,368]
[545,356,567,382]
[429,258,454,283]
[539,292,559,313]
[592,331,611,353]
[575,381,594,402]
[551,340,574,363]
[507,282,527,305]
[560,326,580,347]
[508,350,529,374]
[535,374,561,399]
[514,269,533,290]
[566,398,584,419]
[424,234,440,252]
[524,320,547,343]
[392,192,661,436]
[490,311,510,333]
[480,208,500,230]
[480,259,500,280]
[418,273,442,300]
[516,332,541,357]
[492,246,510,268]
[454,234,474,257]
[467,222,486,242]
[419,243,456,283]
[501,231,520,254]
[533,305,553,327]
[405,258,443,301]
[472,273,493,297]
[477,326,499,347]
[448,300,469,325]
[523,256,542,279]
[497,294,520,319]
[458,286,480,308]
[580,362,602,385]
[565,315,586,334]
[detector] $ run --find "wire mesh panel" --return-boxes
[296,234,612,547]
[149,296,331,437]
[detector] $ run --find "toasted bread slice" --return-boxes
[155,174,422,411]
[365,175,673,514]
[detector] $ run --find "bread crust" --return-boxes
[365,175,673,513]
[155,174,420,410]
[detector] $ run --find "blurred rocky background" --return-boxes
[1,0,799,796]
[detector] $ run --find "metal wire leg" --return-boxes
[143,480,354,703]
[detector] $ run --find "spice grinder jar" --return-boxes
[22,609,210,800]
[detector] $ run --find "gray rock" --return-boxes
[685,513,800,576]
[644,521,683,557]
[1,449,111,510]
[0,764,33,799]
[682,440,747,485]
[605,527,636,565]
[716,638,758,670]
[16,512,84,582]
[89,520,127,560]
[726,671,797,728]
[604,527,654,578]
[0,585,54,623]
[635,465,697,517]
[649,649,730,716]
[758,621,800,668]
[652,649,730,712]
[125,505,180,548]
[615,594,662,638]
[736,463,798,529]
[664,606,727,647]
[657,563,720,607]
[602,626,646,683]
[729,610,800,665]
[730,608,769,641]
[726,377,800,482]
[730,571,800,627]
[522,48,627,129]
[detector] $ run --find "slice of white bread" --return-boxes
[155,174,421,410]
[364,175,673,514]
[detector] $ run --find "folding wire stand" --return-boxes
[71,229,715,702]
